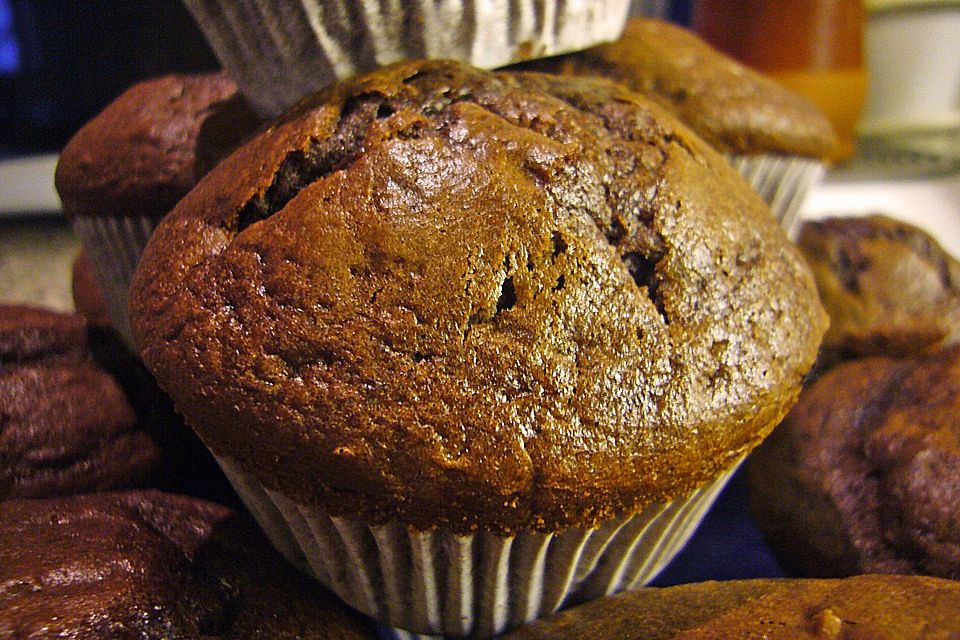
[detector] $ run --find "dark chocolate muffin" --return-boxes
[55,72,260,343]
[748,344,960,579]
[798,214,960,363]
[129,60,826,635]
[71,249,112,327]
[0,305,160,500]
[56,72,257,222]
[0,490,375,639]
[501,575,960,639]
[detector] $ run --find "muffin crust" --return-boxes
[515,19,837,158]
[501,575,960,639]
[55,72,258,221]
[131,60,826,534]
[0,491,374,639]
[748,345,960,579]
[798,214,960,361]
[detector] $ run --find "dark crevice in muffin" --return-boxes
[622,250,669,324]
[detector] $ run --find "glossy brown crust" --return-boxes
[515,19,837,158]
[748,345,960,579]
[131,60,827,534]
[0,306,159,499]
[0,304,88,372]
[501,575,960,639]
[55,72,259,220]
[0,491,374,639]
[798,214,960,361]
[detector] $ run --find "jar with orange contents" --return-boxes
[692,0,867,162]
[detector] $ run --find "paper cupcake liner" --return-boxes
[726,154,825,236]
[72,215,161,348]
[183,0,631,117]
[215,454,739,638]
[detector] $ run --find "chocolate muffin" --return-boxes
[0,304,160,500]
[0,490,375,639]
[55,72,260,344]
[748,344,960,579]
[500,575,960,639]
[798,214,960,363]
[130,60,826,635]
[513,18,837,228]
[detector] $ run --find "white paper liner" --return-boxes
[726,154,825,236]
[183,0,631,117]
[72,215,160,348]
[215,454,740,638]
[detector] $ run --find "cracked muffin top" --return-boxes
[515,19,837,159]
[130,60,827,534]
[798,214,960,362]
[0,491,374,639]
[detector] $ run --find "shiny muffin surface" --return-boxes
[0,490,374,639]
[131,60,826,534]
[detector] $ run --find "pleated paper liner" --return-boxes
[216,454,740,638]
[182,0,631,117]
[727,154,826,237]
[72,215,162,348]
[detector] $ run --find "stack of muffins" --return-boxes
[6,3,959,639]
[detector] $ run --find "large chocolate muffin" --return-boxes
[131,58,826,534]
[0,305,160,499]
[748,344,960,579]
[501,575,960,639]
[0,490,374,639]
[129,60,826,634]
[798,214,960,362]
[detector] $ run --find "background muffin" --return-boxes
[748,344,960,579]
[0,305,159,499]
[514,18,837,231]
[130,60,826,636]
[55,72,259,345]
[798,214,960,364]
[500,575,960,639]
[0,490,375,639]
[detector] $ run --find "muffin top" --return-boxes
[501,575,960,639]
[0,490,374,639]
[749,344,960,579]
[798,214,960,361]
[55,72,259,220]
[0,305,159,499]
[0,303,88,370]
[131,60,827,534]
[518,18,837,159]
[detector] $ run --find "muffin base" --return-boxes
[72,215,161,348]
[183,0,631,117]
[216,454,740,638]
[727,154,825,235]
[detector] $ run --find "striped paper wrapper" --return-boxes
[216,454,740,638]
[72,215,162,348]
[182,0,631,117]
[727,154,825,236]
